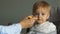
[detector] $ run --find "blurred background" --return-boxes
[0,0,60,34]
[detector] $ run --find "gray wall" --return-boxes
[0,0,35,25]
[0,0,60,25]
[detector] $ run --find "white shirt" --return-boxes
[28,21,57,34]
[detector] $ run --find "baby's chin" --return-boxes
[37,21,43,24]
[37,20,46,24]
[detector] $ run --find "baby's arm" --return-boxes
[48,30,57,34]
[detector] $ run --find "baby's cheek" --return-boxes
[43,17,47,22]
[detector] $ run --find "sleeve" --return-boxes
[0,23,22,34]
[47,23,57,34]
[48,30,57,34]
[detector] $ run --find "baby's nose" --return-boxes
[38,14,42,17]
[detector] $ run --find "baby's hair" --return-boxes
[32,1,51,16]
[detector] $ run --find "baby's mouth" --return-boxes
[37,19,43,22]
[37,18,42,20]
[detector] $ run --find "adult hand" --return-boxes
[20,15,37,29]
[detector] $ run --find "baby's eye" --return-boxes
[42,13,45,15]
[34,13,39,16]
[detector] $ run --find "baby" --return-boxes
[27,1,57,34]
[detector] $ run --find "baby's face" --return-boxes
[34,7,50,24]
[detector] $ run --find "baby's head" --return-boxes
[32,1,51,24]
